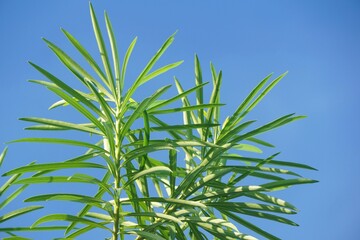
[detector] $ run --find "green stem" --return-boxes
[112,189,120,240]
[113,108,124,240]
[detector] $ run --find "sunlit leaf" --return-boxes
[10,138,106,153]
[32,214,112,232]
[89,3,115,94]
[0,206,43,223]
[20,117,103,135]
[3,162,106,176]
[0,147,8,167]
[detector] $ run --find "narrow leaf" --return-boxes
[120,37,137,94]
[20,117,103,135]
[261,178,318,191]
[0,206,43,223]
[0,147,8,167]
[148,82,208,112]
[105,12,121,98]
[32,214,112,232]
[89,3,115,94]
[10,138,106,153]
[3,162,106,176]
[220,210,280,240]
[129,231,167,240]
[123,166,172,190]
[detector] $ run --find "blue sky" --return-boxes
[1,0,359,239]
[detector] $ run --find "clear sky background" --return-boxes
[0,0,359,239]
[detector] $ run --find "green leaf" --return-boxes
[207,202,295,214]
[136,33,176,87]
[210,165,300,178]
[0,206,43,223]
[149,104,224,115]
[86,212,113,221]
[223,154,317,170]
[105,11,121,98]
[2,236,31,240]
[148,82,208,112]
[247,137,275,148]
[194,55,204,124]
[174,77,200,135]
[204,66,222,141]
[142,61,183,84]
[150,123,220,133]
[61,29,112,97]
[223,73,272,130]
[3,162,106,176]
[230,208,298,226]
[0,162,37,196]
[246,72,287,114]
[142,110,150,149]
[65,172,111,233]
[233,143,263,153]
[183,167,235,198]
[122,144,175,165]
[42,38,112,100]
[0,146,8,167]
[188,222,207,240]
[32,214,112,232]
[120,32,176,115]
[120,85,171,141]
[122,166,172,190]
[20,117,103,135]
[25,193,105,208]
[169,149,177,196]
[124,212,182,225]
[14,175,112,195]
[89,3,115,94]
[121,197,207,209]
[47,87,107,134]
[0,226,67,232]
[261,178,318,191]
[120,37,137,95]
[191,185,265,201]
[29,79,110,110]
[226,72,288,131]
[86,81,114,122]
[243,192,297,210]
[183,216,254,240]
[10,138,106,153]
[0,185,28,209]
[227,152,280,186]
[129,231,167,240]
[65,225,96,238]
[28,62,106,119]
[217,120,256,145]
[173,145,230,199]
[232,114,304,143]
[219,210,280,240]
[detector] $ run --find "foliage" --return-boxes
[0,3,316,240]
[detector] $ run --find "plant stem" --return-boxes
[112,177,121,240]
[112,196,119,240]
[113,108,123,240]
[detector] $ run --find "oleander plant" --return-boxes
[0,3,317,240]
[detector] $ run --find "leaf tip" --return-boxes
[6,139,16,145]
[0,146,8,166]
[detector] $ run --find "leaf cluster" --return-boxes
[0,3,316,240]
